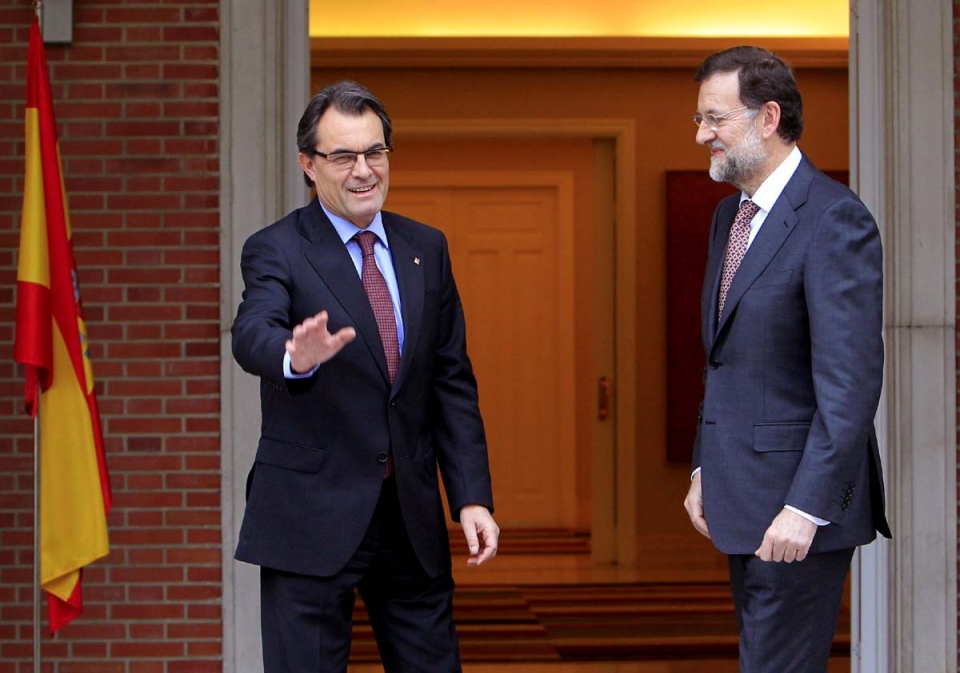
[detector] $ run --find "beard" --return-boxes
[708,122,766,188]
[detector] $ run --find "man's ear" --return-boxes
[298,151,317,185]
[759,101,782,140]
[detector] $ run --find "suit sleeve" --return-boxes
[785,194,884,523]
[430,233,494,520]
[231,230,315,394]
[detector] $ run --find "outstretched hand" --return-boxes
[285,311,356,374]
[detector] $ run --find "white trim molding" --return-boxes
[850,0,957,671]
[220,1,310,671]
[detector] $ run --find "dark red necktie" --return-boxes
[354,231,399,476]
[718,199,760,319]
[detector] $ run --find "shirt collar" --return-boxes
[318,200,389,249]
[741,145,802,213]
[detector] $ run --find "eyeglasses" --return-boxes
[693,105,754,131]
[312,147,392,169]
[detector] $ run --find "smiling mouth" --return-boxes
[349,185,376,194]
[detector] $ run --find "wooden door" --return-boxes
[388,172,577,528]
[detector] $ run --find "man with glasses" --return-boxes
[682,47,890,672]
[231,80,499,672]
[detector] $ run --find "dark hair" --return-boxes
[296,80,393,187]
[695,46,803,143]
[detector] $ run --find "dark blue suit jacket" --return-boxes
[693,155,891,555]
[231,199,493,578]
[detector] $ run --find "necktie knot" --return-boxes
[355,230,378,258]
[738,199,760,221]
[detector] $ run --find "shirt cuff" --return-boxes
[690,467,701,481]
[784,505,830,526]
[283,351,319,379]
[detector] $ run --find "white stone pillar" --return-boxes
[220,1,310,670]
[850,0,957,671]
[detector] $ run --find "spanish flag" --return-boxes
[14,18,112,635]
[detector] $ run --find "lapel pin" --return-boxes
[414,257,420,265]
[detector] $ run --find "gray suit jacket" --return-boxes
[693,155,892,555]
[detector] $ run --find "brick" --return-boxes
[105,46,180,62]
[186,528,222,545]
[164,360,220,377]
[123,63,162,79]
[162,63,217,80]
[129,624,165,640]
[52,63,123,80]
[105,8,182,24]
[183,45,219,61]
[111,641,184,658]
[105,81,179,99]
[123,26,163,43]
[57,664,124,673]
[162,26,219,42]
[107,341,182,359]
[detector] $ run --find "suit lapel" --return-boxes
[383,214,424,393]
[298,200,391,382]
[703,196,738,347]
[711,156,814,345]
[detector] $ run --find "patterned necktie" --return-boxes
[354,231,400,383]
[355,231,399,478]
[718,199,760,319]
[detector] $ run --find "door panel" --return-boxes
[388,176,576,528]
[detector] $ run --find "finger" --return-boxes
[463,527,480,556]
[475,531,500,565]
[755,538,772,561]
[783,547,797,563]
[331,326,356,346]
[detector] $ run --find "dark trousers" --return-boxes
[728,547,854,673]
[260,476,461,673]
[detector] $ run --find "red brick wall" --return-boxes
[0,1,222,670]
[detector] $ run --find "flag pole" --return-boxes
[32,3,43,670]
[33,396,41,673]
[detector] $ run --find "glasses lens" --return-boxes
[328,153,356,168]
[693,114,704,127]
[365,149,389,166]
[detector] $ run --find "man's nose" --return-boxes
[695,124,715,145]
[351,155,374,176]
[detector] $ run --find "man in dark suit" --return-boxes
[682,47,891,672]
[231,80,499,672]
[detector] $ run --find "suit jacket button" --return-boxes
[709,360,721,370]
[377,452,388,463]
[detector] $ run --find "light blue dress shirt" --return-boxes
[283,202,404,378]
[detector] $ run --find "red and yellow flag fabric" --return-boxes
[14,18,112,635]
